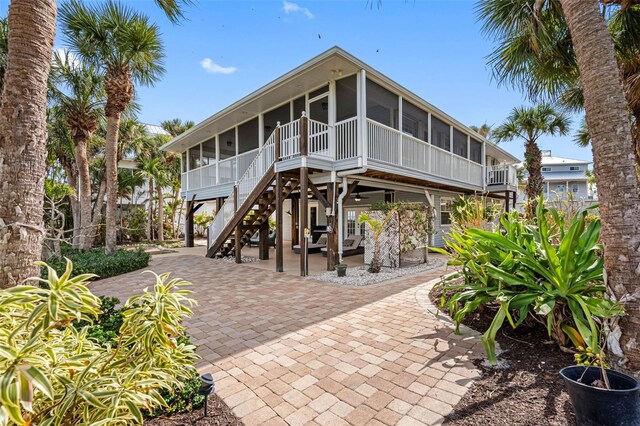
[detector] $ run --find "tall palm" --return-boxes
[0,0,56,288]
[61,0,165,254]
[477,0,640,161]
[49,50,105,250]
[161,118,195,137]
[478,0,640,374]
[493,104,570,216]
[137,154,163,241]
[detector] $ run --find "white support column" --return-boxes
[258,113,264,147]
[398,95,403,166]
[449,125,454,153]
[328,79,337,159]
[481,139,487,190]
[235,126,240,181]
[427,113,432,174]
[359,69,368,166]
[467,135,471,183]
[199,143,203,189]
[215,135,220,184]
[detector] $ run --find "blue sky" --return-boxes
[55,0,593,163]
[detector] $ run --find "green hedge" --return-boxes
[44,247,150,280]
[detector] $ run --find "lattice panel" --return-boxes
[363,211,401,269]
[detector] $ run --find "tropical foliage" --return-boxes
[358,208,397,273]
[436,199,623,364]
[43,246,150,280]
[0,260,198,424]
[450,195,502,231]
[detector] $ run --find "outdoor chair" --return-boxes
[321,234,364,257]
[294,233,328,254]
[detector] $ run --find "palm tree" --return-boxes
[470,123,493,139]
[479,0,640,374]
[0,0,57,288]
[137,154,162,241]
[60,0,165,254]
[492,104,570,217]
[357,209,396,273]
[161,118,195,137]
[49,50,105,251]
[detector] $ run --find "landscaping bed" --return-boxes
[145,396,242,425]
[312,258,444,286]
[44,247,150,280]
[429,284,577,425]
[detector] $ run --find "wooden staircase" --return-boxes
[208,175,299,258]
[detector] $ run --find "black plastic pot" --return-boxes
[335,264,347,277]
[560,366,640,426]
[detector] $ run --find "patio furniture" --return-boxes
[321,234,364,257]
[248,230,276,248]
[294,233,328,254]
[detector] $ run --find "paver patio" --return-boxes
[95,252,483,425]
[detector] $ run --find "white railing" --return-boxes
[181,172,187,190]
[218,157,236,184]
[280,119,300,159]
[308,118,330,157]
[367,119,483,187]
[335,117,358,160]
[237,148,260,180]
[487,164,518,187]
[187,168,201,190]
[201,163,216,188]
[208,131,277,249]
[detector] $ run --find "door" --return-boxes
[307,93,330,155]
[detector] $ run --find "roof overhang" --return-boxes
[162,46,520,164]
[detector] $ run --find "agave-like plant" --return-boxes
[0,260,198,425]
[436,197,623,364]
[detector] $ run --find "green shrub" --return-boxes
[44,246,150,280]
[435,197,623,364]
[73,296,124,345]
[0,260,198,425]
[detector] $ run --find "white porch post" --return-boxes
[398,95,403,166]
[215,135,220,184]
[235,126,239,181]
[258,113,264,147]
[358,69,367,166]
[328,79,336,159]
[481,139,486,190]
[427,113,432,174]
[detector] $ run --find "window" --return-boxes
[293,96,305,120]
[347,210,356,236]
[452,128,468,158]
[201,138,216,166]
[218,128,236,159]
[572,184,579,193]
[544,185,548,193]
[366,79,398,129]
[556,184,566,192]
[542,167,551,172]
[431,116,451,151]
[336,75,357,122]
[570,166,580,171]
[309,84,329,99]
[470,138,482,164]
[440,198,452,226]
[181,152,187,173]
[238,118,259,154]
[188,145,201,170]
[402,100,428,142]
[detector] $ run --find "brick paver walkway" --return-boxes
[95,254,482,426]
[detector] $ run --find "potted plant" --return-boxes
[335,263,347,277]
[560,342,640,426]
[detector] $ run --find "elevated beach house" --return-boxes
[161,47,519,274]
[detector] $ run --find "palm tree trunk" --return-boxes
[146,179,154,241]
[88,180,106,246]
[560,0,640,375]
[74,136,93,251]
[176,199,184,240]
[104,113,120,254]
[64,164,80,249]
[524,140,544,218]
[0,0,56,288]
[157,185,164,241]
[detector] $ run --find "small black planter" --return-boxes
[560,366,640,426]
[335,264,347,277]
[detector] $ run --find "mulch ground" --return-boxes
[429,284,578,426]
[145,394,243,426]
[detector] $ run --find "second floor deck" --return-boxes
[180,115,518,200]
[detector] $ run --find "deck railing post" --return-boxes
[275,122,281,161]
[300,113,308,157]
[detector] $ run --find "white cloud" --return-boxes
[53,48,81,69]
[200,58,237,75]
[283,1,314,19]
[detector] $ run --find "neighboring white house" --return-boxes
[517,150,596,210]
[161,47,520,273]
